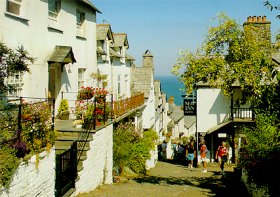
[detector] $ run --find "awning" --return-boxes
[206,121,232,134]
[48,46,76,64]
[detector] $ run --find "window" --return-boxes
[6,0,22,16]
[78,68,85,90]
[7,72,24,96]
[76,10,85,27]
[48,0,61,18]
[76,9,85,37]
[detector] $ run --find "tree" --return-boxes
[0,43,34,94]
[172,13,275,103]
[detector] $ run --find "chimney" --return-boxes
[168,96,174,104]
[142,50,154,69]
[243,15,271,54]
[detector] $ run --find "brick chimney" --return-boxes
[243,15,271,53]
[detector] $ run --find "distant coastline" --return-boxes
[155,75,185,106]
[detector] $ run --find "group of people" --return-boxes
[159,139,229,175]
[169,139,230,175]
[200,139,229,174]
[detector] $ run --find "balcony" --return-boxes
[112,94,145,120]
[231,107,255,122]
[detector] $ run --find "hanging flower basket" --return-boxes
[78,86,94,100]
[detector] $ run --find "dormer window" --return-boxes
[6,0,22,16]
[48,0,61,18]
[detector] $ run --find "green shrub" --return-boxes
[113,123,158,176]
[238,113,280,186]
[0,146,20,188]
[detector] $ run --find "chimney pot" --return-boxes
[262,16,266,22]
[252,16,256,22]
[257,16,261,22]
[247,16,252,22]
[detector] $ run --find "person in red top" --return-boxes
[215,141,228,175]
[200,139,207,173]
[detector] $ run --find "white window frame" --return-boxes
[7,72,24,96]
[78,68,85,90]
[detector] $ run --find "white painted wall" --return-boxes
[145,145,158,170]
[0,0,98,113]
[112,59,131,100]
[0,148,56,197]
[197,88,231,133]
[142,86,156,129]
[74,124,113,195]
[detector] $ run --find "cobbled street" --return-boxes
[78,161,248,197]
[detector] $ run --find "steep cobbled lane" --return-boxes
[78,161,248,197]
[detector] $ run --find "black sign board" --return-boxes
[184,99,196,116]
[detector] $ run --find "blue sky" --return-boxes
[92,0,280,76]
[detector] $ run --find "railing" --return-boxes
[55,141,77,197]
[113,94,145,119]
[232,107,255,120]
[0,96,55,147]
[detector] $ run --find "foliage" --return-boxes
[238,114,280,187]
[58,99,69,113]
[172,13,274,102]
[91,72,108,88]
[0,146,20,187]
[21,101,56,152]
[78,86,109,100]
[264,1,280,18]
[113,123,158,175]
[0,43,34,93]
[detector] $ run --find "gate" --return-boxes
[55,141,77,197]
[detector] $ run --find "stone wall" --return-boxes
[241,169,269,197]
[0,148,56,197]
[73,123,113,196]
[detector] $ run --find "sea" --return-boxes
[155,76,185,106]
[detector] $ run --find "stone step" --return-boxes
[55,141,90,150]
[56,134,93,142]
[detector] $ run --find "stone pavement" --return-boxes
[78,161,248,197]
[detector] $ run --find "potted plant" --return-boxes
[58,99,70,120]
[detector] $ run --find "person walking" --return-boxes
[200,139,207,173]
[215,141,228,175]
[186,141,196,168]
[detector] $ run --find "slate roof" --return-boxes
[96,24,113,41]
[48,46,76,63]
[79,0,101,13]
[112,33,129,48]
[184,116,196,129]
[154,80,161,107]
[168,103,184,123]
[131,67,153,98]
[125,53,135,61]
